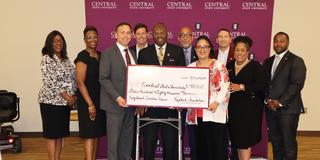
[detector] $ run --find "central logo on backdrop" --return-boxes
[204,2,230,10]
[129,1,155,9]
[242,1,268,10]
[91,1,117,9]
[167,2,192,10]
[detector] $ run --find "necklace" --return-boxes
[235,59,249,68]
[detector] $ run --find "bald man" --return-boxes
[138,23,185,160]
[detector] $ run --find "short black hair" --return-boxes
[216,28,231,37]
[115,22,132,32]
[41,30,68,59]
[195,35,215,58]
[133,23,148,33]
[274,32,289,41]
[83,25,98,37]
[233,36,253,49]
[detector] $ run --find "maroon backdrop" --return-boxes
[85,0,274,159]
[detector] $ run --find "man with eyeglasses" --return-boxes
[177,26,198,160]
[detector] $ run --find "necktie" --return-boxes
[158,47,164,65]
[184,48,190,65]
[271,55,281,78]
[124,49,131,66]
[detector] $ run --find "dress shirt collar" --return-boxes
[155,43,167,52]
[218,47,230,55]
[116,42,128,52]
[275,49,288,59]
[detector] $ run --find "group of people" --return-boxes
[38,22,306,160]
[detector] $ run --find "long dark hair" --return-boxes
[195,35,215,58]
[41,30,68,59]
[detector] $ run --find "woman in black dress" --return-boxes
[75,26,106,160]
[226,36,267,160]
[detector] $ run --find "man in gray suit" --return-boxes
[263,32,306,160]
[99,22,137,160]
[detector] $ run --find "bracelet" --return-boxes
[240,84,245,91]
[88,106,95,110]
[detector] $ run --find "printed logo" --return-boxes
[232,23,239,30]
[167,2,192,10]
[195,23,201,31]
[148,32,174,39]
[242,1,268,10]
[91,1,117,9]
[204,2,230,10]
[193,31,210,39]
[230,31,246,38]
[129,1,155,9]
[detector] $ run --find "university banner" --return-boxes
[85,0,274,159]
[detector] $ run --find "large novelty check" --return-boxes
[126,65,210,108]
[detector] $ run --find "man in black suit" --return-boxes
[138,22,185,160]
[130,23,149,160]
[130,23,149,59]
[177,26,197,160]
[263,32,306,160]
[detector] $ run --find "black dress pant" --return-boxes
[142,121,178,160]
[195,118,228,160]
[266,111,299,160]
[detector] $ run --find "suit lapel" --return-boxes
[163,44,171,65]
[272,51,291,81]
[190,47,197,63]
[227,48,234,63]
[129,48,137,64]
[150,44,160,65]
[113,45,127,69]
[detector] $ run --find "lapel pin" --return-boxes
[167,53,170,56]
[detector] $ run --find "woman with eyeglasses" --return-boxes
[74,26,106,160]
[226,36,266,160]
[186,35,230,160]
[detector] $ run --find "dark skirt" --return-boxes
[40,103,70,139]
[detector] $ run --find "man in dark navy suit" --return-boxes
[177,26,197,160]
[264,32,306,160]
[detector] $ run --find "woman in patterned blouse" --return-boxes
[186,35,230,160]
[38,30,77,160]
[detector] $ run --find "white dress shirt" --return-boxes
[117,42,136,65]
[217,47,230,65]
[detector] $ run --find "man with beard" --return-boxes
[263,32,306,160]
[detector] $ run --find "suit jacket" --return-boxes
[129,44,150,59]
[99,44,137,113]
[188,46,198,64]
[213,47,234,64]
[263,51,306,114]
[138,43,185,118]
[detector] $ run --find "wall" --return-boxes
[0,0,319,131]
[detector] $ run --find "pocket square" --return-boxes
[169,59,175,62]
